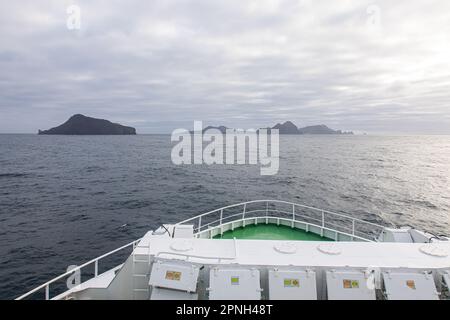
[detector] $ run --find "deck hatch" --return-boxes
[148,260,199,292]
[326,270,376,300]
[208,268,262,300]
[268,269,317,300]
[382,272,439,300]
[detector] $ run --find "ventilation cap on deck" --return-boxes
[317,243,342,255]
[170,239,193,252]
[419,244,448,257]
[274,242,297,254]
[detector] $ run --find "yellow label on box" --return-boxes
[343,279,359,289]
[165,271,181,281]
[231,277,239,285]
[406,280,416,290]
[284,278,300,287]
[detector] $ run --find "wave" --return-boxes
[0,173,30,178]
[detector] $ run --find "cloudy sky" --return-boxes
[1,0,450,134]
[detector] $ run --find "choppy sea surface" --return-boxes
[1,134,450,299]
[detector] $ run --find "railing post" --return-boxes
[45,284,49,300]
[198,216,202,232]
[266,202,269,216]
[220,209,223,235]
[242,203,246,220]
[292,204,295,228]
[321,210,325,237]
[321,211,325,227]
[352,219,355,238]
[94,260,99,277]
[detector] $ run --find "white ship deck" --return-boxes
[136,235,450,269]
[16,200,450,300]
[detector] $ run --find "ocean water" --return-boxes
[1,134,450,299]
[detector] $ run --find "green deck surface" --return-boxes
[214,223,333,241]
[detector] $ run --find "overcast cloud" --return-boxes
[1,0,450,133]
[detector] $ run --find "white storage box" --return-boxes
[268,269,317,300]
[208,267,262,300]
[326,270,376,300]
[382,272,439,300]
[148,260,199,292]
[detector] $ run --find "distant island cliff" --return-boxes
[38,114,136,135]
[201,121,353,135]
[273,121,353,135]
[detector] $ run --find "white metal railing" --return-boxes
[15,238,141,300]
[16,200,388,300]
[176,200,387,241]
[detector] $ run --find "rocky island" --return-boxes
[202,121,353,135]
[272,121,353,135]
[38,114,136,135]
